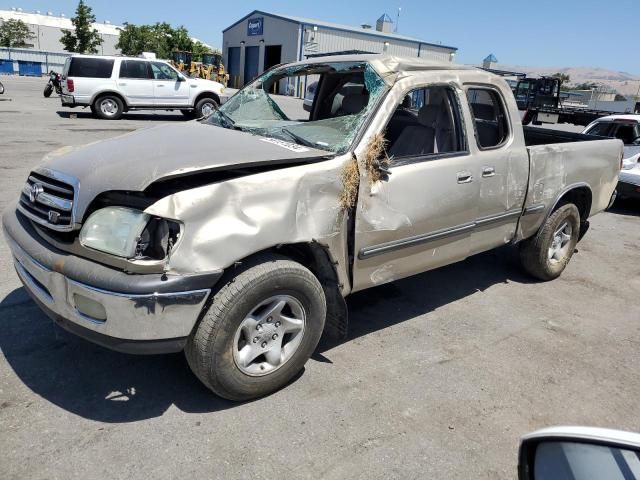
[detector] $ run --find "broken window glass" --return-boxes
[206,62,388,154]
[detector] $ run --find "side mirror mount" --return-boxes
[177,75,186,82]
[519,427,640,480]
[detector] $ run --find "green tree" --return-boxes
[116,23,156,56]
[115,22,211,60]
[552,72,571,87]
[60,0,103,54]
[0,19,35,47]
[191,41,209,62]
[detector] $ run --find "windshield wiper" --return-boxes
[208,106,239,130]
[280,128,319,148]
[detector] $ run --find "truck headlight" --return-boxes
[80,207,150,258]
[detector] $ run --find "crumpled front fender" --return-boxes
[145,155,353,294]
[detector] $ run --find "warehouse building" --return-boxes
[0,8,120,75]
[222,10,457,88]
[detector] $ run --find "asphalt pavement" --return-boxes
[1,75,639,480]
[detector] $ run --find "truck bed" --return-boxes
[518,127,623,241]
[523,126,605,146]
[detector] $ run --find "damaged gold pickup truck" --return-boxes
[3,55,623,400]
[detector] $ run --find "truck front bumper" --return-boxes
[2,206,221,354]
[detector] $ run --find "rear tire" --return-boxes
[93,94,124,120]
[519,203,580,281]
[185,254,326,401]
[43,84,53,97]
[194,97,218,118]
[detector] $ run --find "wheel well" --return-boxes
[239,243,349,341]
[554,186,592,222]
[92,91,127,107]
[195,92,220,106]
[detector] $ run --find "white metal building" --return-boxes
[0,8,120,76]
[0,8,121,53]
[222,10,457,88]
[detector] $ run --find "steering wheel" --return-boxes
[630,135,640,145]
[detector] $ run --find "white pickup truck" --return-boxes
[3,55,623,400]
[60,54,225,119]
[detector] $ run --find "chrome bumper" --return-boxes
[7,234,210,350]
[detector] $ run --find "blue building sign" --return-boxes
[247,17,264,36]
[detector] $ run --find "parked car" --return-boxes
[60,54,225,120]
[583,115,640,200]
[3,55,623,400]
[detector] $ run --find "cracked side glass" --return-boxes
[206,62,387,154]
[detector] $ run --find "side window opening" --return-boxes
[151,62,179,81]
[119,60,151,80]
[386,86,466,159]
[585,122,612,137]
[613,124,636,145]
[68,58,114,78]
[467,88,510,149]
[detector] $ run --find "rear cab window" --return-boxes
[68,57,114,78]
[466,87,510,149]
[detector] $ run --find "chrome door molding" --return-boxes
[359,208,523,260]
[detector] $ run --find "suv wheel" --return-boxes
[185,254,326,401]
[94,94,124,120]
[194,97,218,118]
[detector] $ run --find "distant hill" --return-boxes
[484,64,640,98]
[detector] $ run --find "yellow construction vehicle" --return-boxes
[201,52,229,86]
[171,51,193,74]
[171,50,228,86]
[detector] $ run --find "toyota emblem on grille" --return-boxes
[29,183,44,203]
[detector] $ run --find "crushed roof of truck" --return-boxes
[286,54,476,85]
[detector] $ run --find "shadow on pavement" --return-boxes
[317,246,534,353]
[56,110,188,122]
[1,246,531,422]
[0,288,239,421]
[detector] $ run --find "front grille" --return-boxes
[18,171,76,231]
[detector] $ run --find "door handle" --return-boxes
[118,82,127,86]
[156,84,165,87]
[457,171,473,184]
[482,167,496,177]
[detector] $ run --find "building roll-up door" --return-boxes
[18,61,42,76]
[0,59,14,74]
[243,46,259,86]
[227,47,241,89]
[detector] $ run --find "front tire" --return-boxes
[93,94,124,120]
[194,97,218,118]
[43,84,53,97]
[185,254,326,401]
[519,203,580,281]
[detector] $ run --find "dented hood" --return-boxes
[40,122,330,218]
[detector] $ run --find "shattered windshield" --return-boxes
[206,62,387,154]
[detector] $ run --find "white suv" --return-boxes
[61,54,225,120]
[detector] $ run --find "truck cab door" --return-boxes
[150,62,191,106]
[351,84,479,292]
[465,86,528,255]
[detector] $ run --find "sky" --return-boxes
[3,0,638,74]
